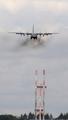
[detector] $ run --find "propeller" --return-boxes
[43,33,44,36]
[27,31,29,36]
[20,31,22,36]
[40,32,41,36]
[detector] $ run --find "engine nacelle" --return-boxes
[30,36,32,39]
[20,33,22,36]
[23,33,26,36]
[43,33,44,36]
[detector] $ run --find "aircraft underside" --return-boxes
[30,35,37,39]
[30,37,37,39]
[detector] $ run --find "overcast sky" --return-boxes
[0,0,68,118]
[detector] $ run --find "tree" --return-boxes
[20,114,23,120]
[50,114,53,119]
[0,115,17,120]
[28,112,35,120]
[56,113,64,119]
[23,114,27,120]
[66,113,68,119]
[45,114,50,119]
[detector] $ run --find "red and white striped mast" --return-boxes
[35,70,37,120]
[35,70,47,120]
[43,70,45,120]
[39,87,41,120]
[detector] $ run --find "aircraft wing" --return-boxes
[36,33,59,36]
[9,32,32,36]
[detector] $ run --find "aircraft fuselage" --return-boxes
[30,34,37,39]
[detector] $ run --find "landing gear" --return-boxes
[30,36,37,39]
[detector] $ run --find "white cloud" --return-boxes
[33,1,68,14]
[0,0,26,13]
[0,0,68,14]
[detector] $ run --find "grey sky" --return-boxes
[0,0,68,118]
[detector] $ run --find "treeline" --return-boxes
[56,113,68,119]
[0,113,68,120]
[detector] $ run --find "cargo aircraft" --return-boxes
[9,25,58,39]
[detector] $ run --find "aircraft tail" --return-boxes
[32,25,34,33]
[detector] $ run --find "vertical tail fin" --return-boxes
[32,25,34,33]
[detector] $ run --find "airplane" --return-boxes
[9,25,59,39]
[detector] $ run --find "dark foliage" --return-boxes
[56,113,68,119]
[0,115,17,120]
[0,112,68,120]
[28,112,35,120]
[45,113,50,119]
